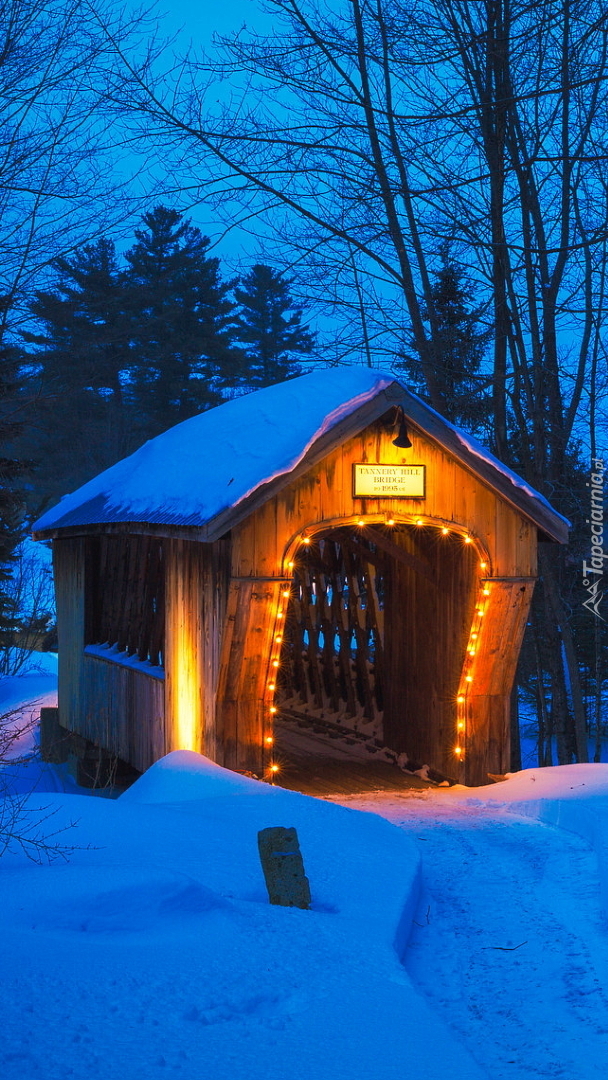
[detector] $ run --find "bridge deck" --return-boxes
[272,715,434,796]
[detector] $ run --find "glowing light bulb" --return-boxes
[464,535,472,544]
[457,695,465,703]
[442,527,449,535]
[277,611,284,618]
[270,764,279,773]
[483,587,490,596]
[268,682,276,691]
[288,561,294,568]
[477,609,485,617]
[282,590,290,598]
[454,746,462,755]
[357,519,365,526]
[471,632,478,640]
[457,721,465,731]
[270,706,277,714]
[387,518,395,526]
[302,537,310,545]
[468,647,476,656]
[416,518,423,526]
[275,634,283,643]
[465,675,473,683]
[265,736,274,745]
[272,660,279,668]
[480,561,487,570]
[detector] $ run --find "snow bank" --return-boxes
[456,764,608,920]
[0,750,489,1080]
[120,748,271,802]
[453,762,608,804]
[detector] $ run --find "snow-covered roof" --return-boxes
[32,366,569,543]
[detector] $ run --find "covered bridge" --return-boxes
[33,368,568,787]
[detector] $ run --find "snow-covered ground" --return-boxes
[2,669,608,1079]
[340,773,608,1080]
[1,751,487,1080]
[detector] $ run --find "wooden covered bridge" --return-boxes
[34,368,568,788]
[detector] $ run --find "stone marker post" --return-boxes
[257,826,311,909]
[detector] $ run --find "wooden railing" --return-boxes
[86,535,165,667]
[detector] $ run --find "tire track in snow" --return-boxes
[339,795,608,1080]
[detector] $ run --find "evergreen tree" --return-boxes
[400,256,491,434]
[125,206,238,434]
[21,239,135,512]
[234,264,315,387]
[28,238,130,402]
[20,208,247,509]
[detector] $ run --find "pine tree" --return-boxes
[401,256,491,434]
[28,238,130,402]
[125,206,238,434]
[21,238,134,512]
[234,264,315,387]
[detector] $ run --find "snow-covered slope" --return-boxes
[0,749,488,1080]
[4,667,608,1080]
[343,766,608,1080]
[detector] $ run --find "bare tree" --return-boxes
[0,0,155,339]
[0,704,79,862]
[107,0,608,763]
[0,538,55,676]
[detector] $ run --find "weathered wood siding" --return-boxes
[54,537,86,737]
[383,531,479,782]
[464,578,536,780]
[54,536,166,771]
[81,653,165,772]
[164,538,231,761]
[214,526,287,772]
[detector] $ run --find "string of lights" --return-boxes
[268,515,492,779]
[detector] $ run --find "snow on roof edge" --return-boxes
[218,377,395,515]
[400,388,571,530]
[32,366,569,536]
[32,368,395,533]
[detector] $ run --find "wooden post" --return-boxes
[39,707,68,764]
[257,826,311,909]
[464,578,535,785]
[215,576,284,773]
[53,538,86,734]
[164,539,205,755]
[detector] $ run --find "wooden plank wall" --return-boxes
[464,578,536,782]
[54,536,167,771]
[215,577,284,772]
[54,537,86,736]
[163,537,232,760]
[81,654,165,772]
[198,537,230,763]
[164,539,206,756]
[214,523,286,773]
[383,530,479,781]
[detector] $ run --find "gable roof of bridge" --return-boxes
[33,367,569,544]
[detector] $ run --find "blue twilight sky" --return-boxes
[138,0,276,263]
[157,0,270,51]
